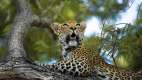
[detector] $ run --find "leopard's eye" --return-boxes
[63,23,68,26]
[76,23,80,26]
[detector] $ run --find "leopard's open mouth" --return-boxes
[65,33,80,47]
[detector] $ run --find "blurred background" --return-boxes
[0,0,142,70]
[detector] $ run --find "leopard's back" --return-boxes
[93,53,142,80]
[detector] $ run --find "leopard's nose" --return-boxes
[71,32,76,38]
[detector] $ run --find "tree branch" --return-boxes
[31,16,57,40]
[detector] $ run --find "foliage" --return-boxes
[84,0,129,20]
[24,27,61,62]
[0,0,15,58]
[117,24,142,70]
[83,36,102,54]
[0,0,15,37]
[30,0,90,22]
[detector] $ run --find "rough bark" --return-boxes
[0,0,95,80]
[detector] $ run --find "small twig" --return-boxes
[111,35,118,68]
[113,23,130,26]
[136,2,142,21]
[99,20,106,53]
[125,0,135,11]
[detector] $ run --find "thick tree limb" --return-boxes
[7,0,32,59]
[31,16,57,40]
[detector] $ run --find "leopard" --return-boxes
[51,21,142,80]
[40,21,142,79]
[48,21,95,76]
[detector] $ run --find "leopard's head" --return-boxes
[52,21,86,47]
[51,21,86,58]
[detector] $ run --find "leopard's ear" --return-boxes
[51,22,69,35]
[51,23,61,35]
[77,21,86,32]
